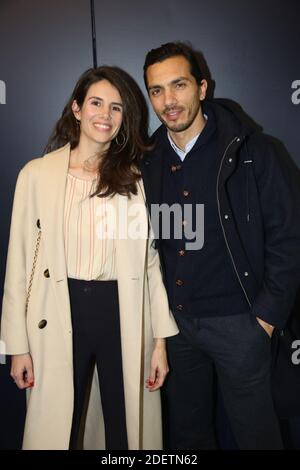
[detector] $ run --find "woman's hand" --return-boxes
[146,338,169,392]
[11,353,34,389]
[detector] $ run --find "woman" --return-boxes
[1,66,178,450]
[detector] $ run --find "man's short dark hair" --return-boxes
[143,42,203,89]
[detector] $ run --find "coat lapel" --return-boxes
[38,144,72,355]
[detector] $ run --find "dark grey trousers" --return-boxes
[163,312,283,450]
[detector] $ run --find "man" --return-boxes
[140,42,300,449]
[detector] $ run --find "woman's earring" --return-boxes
[116,131,126,148]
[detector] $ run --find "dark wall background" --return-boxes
[0,0,299,449]
[0,0,93,450]
[94,0,300,159]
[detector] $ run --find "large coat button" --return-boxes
[38,319,47,329]
[44,269,50,278]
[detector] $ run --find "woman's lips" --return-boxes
[93,122,112,131]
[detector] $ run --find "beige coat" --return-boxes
[1,144,178,450]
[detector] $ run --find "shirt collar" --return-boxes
[167,114,208,161]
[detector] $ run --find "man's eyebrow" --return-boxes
[170,76,190,84]
[148,84,162,91]
[148,76,191,91]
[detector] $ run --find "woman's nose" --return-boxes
[99,106,112,119]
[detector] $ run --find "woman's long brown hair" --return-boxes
[45,66,150,197]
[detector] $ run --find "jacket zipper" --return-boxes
[216,136,252,308]
[244,139,252,223]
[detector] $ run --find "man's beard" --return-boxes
[158,102,201,133]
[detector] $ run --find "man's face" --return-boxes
[146,55,207,133]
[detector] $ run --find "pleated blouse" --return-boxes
[64,173,117,280]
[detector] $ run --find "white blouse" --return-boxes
[64,173,117,280]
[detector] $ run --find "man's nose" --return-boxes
[164,88,177,107]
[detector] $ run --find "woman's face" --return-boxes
[72,79,123,151]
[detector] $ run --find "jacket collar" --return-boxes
[140,99,256,203]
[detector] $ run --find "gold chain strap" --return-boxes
[25,229,41,315]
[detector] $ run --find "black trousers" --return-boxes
[163,312,283,450]
[68,278,128,450]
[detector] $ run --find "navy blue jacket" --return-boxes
[140,100,300,329]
